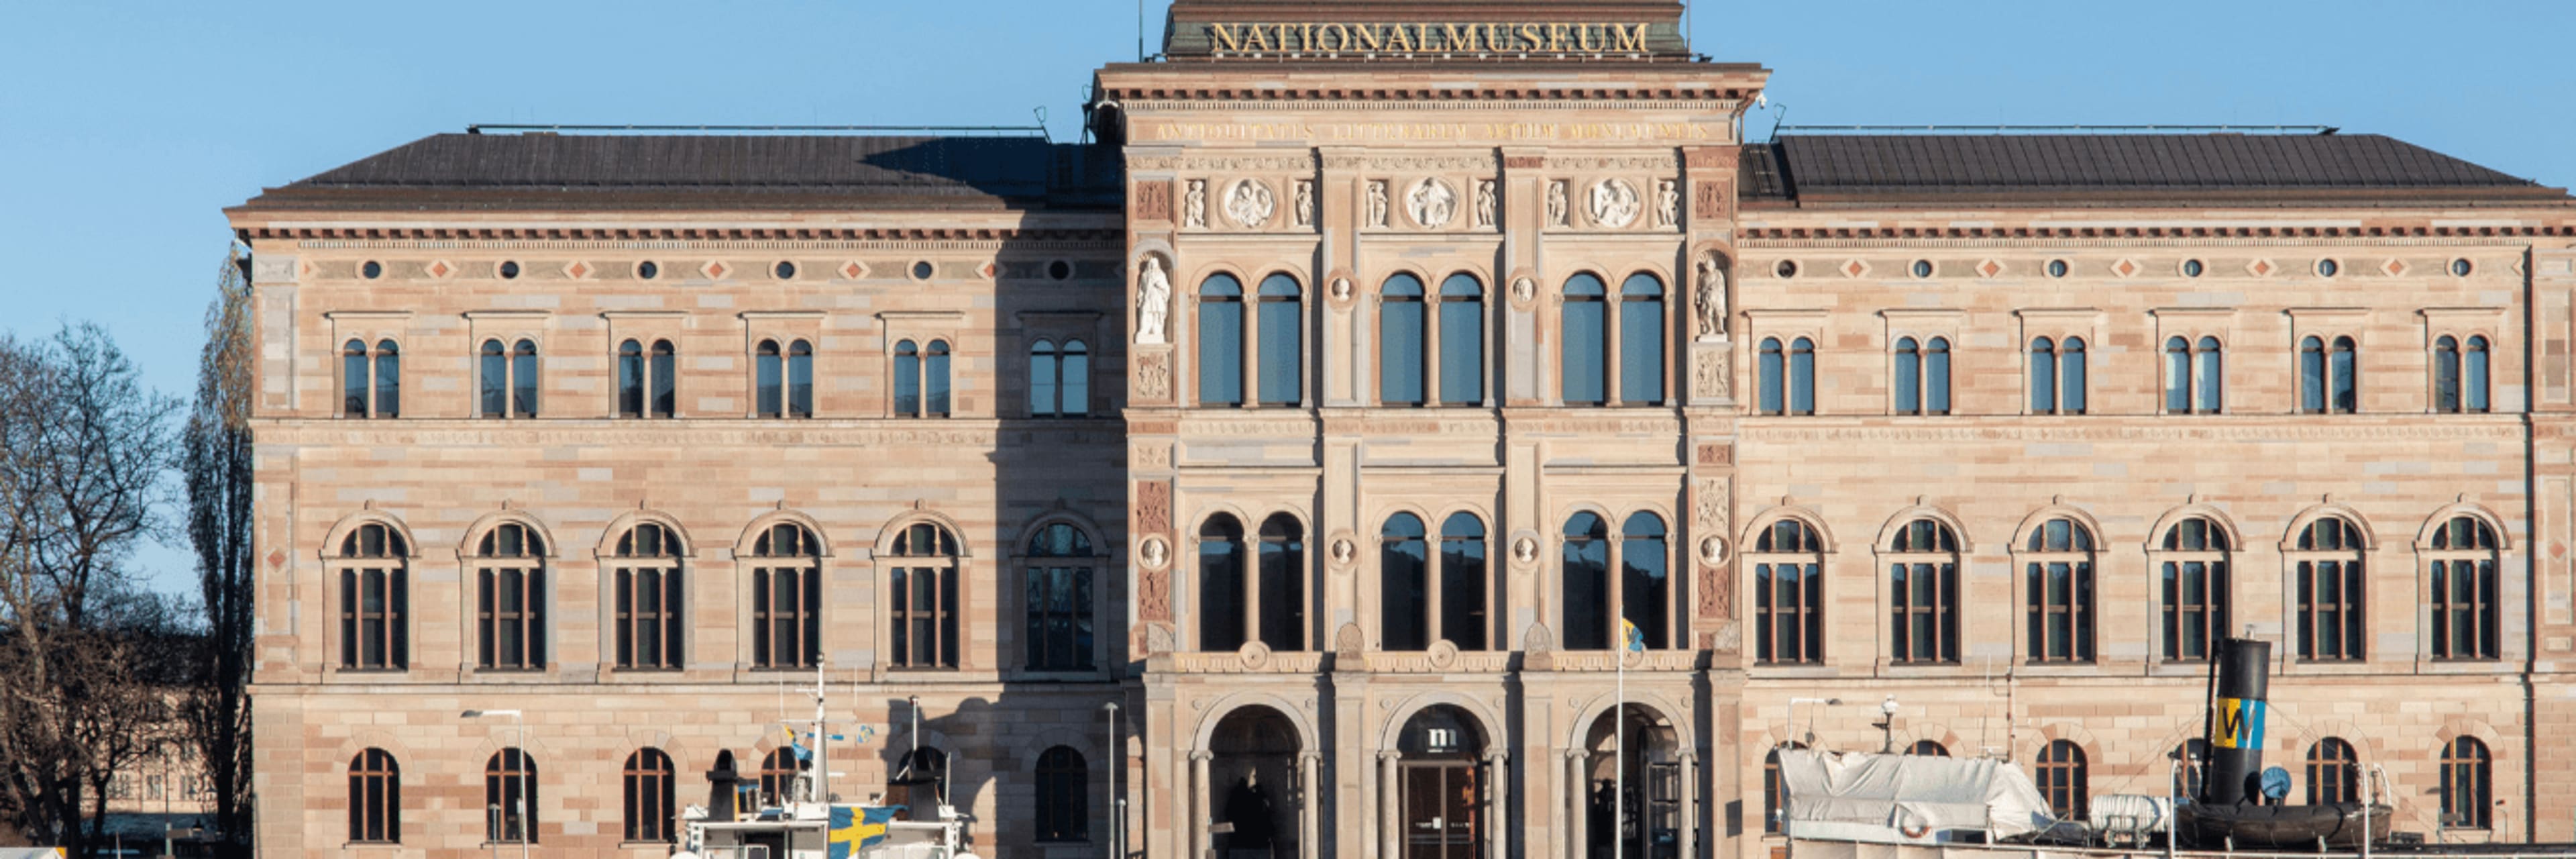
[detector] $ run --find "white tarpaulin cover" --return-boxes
[1777,749,2057,838]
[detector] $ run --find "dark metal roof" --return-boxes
[1743,133,2567,207]
[241,133,1123,212]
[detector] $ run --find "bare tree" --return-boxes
[182,248,257,854]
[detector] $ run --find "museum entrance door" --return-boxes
[1398,705,1486,859]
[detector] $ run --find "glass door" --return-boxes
[1403,761,1481,859]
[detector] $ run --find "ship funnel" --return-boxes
[2200,637,2270,806]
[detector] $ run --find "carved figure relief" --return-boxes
[1364,180,1391,228]
[1334,623,1365,658]
[1183,180,1207,228]
[1407,178,1457,228]
[1544,180,1568,226]
[1293,179,1315,228]
[1521,621,1554,654]
[1134,254,1172,344]
[1140,537,1170,570]
[1590,179,1642,228]
[1473,179,1497,228]
[1140,564,1171,621]
[1694,349,1730,399]
[1135,481,1172,534]
[1655,179,1680,228]
[1135,179,1171,222]
[1134,352,1171,401]
[1330,537,1356,568]
[1330,277,1352,303]
[1511,536,1538,566]
[1695,476,1729,534]
[1694,254,1727,340]
[1509,276,1536,306]
[1225,179,1275,228]
[1698,562,1733,620]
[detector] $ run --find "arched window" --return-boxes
[2302,336,2359,414]
[1924,338,1951,414]
[2164,336,2224,414]
[894,340,922,416]
[1197,514,1246,651]
[2305,738,2359,805]
[1440,513,1489,651]
[2430,515,2500,660]
[1760,336,1816,415]
[610,522,684,670]
[478,339,541,419]
[1909,740,1949,758]
[2024,517,2096,664]
[1619,272,1666,405]
[1438,274,1485,405]
[751,523,822,670]
[617,339,645,417]
[2034,740,2088,820]
[474,523,546,671]
[348,748,400,844]
[337,522,409,670]
[788,339,813,417]
[925,340,953,417]
[1034,746,1089,843]
[1256,274,1303,406]
[1790,337,1816,415]
[1024,523,1097,671]
[1561,274,1607,405]
[649,340,677,418]
[343,339,400,418]
[892,747,950,820]
[1621,511,1671,649]
[1030,339,1090,417]
[2159,517,2232,662]
[1561,513,1610,650]
[2030,338,2055,413]
[1257,514,1307,650]
[1379,513,1430,651]
[484,748,536,844]
[1892,338,1921,415]
[2292,517,2367,661]
[759,747,802,807]
[1888,519,1960,664]
[1198,274,1245,406]
[1752,519,1825,664]
[756,340,784,417]
[2465,336,2491,412]
[2032,336,2086,415]
[2440,736,2491,829]
[893,339,951,417]
[623,748,676,843]
[889,523,962,669]
[1762,742,1807,833]
[1759,337,1785,415]
[1379,274,1426,406]
[2434,336,2462,413]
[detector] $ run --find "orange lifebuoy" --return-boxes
[1899,821,1931,839]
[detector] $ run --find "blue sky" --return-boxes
[3,0,2569,593]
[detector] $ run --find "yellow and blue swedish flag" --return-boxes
[828,805,899,858]
[1620,618,1646,653]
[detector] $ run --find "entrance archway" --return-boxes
[1395,705,1489,859]
[1577,704,1686,859]
[1197,705,1316,859]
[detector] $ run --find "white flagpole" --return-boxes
[1615,622,1626,859]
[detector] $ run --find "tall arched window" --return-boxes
[759,747,802,806]
[1438,274,1485,405]
[610,522,684,670]
[1561,274,1607,405]
[1621,512,1671,649]
[889,523,962,669]
[2165,336,2224,414]
[1561,513,1610,650]
[1761,337,1815,415]
[649,340,676,418]
[788,339,813,417]
[1440,513,1489,651]
[2159,517,2232,662]
[2034,740,2088,820]
[2430,515,2500,660]
[474,523,546,671]
[1257,514,1307,651]
[1198,274,1245,406]
[348,748,400,844]
[2465,336,2491,412]
[1888,519,1960,664]
[2440,736,2491,829]
[1752,519,1825,665]
[337,523,409,670]
[1618,272,1666,405]
[894,340,922,416]
[623,748,676,843]
[478,339,540,418]
[924,340,953,417]
[484,748,536,844]
[617,339,645,417]
[342,339,400,418]
[1197,515,1246,651]
[1759,337,1786,415]
[1030,340,1091,417]
[2305,738,2359,805]
[1024,523,1096,671]
[1891,338,1928,415]
[2024,517,2096,664]
[892,339,952,417]
[1790,337,1816,415]
[1379,513,1430,651]
[1034,746,1089,843]
[2302,336,2359,414]
[751,523,822,670]
[2292,516,2367,661]
[2032,337,2086,415]
[1256,274,1303,406]
[756,340,784,417]
[1379,274,1427,406]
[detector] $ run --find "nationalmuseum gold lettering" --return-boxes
[1386,23,1415,51]
[1575,23,1603,51]
[1208,23,1243,52]
[1609,23,1648,52]
[1299,23,1317,50]
[1546,23,1568,50]
[1486,23,1513,50]
[1242,23,1270,50]
[1144,120,1717,144]
[1319,23,1348,50]
[1199,22,1655,54]
[1438,23,1477,51]
[1353,24,1383,50]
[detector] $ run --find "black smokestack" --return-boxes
[2201,637,2271,805]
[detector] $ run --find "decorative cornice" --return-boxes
[1739,223,2576,243]
[250,421,1126,448]
[1106,92,1749,107]
[1129,155,1318,172]
[1739,421,2524,444]
[238,225,1123,244]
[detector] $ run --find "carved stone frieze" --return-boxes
[1549,155,1678,171]
[258,425,1067,447]
[1136,480,1172,534]
[1693,348,1730,400]
[1140,561,1172,622]
[1131,442,1173,470]
[1321,154,1493,171]
[1741,422,2526,443]
[1695,476,1729,534]
[1128,155,1317,172]
[1134,350,1171,401]
[1693,181,1730,221]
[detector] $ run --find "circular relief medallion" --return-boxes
[1428,640,1460,670]
[1138,537,1170,570]
[1407,178,1458,228]
[1512,536,1539,566]
[1238,640,1272,670]
[1225,179,1276,229]
[1698,536,1727,564]
[1589,179,1643,229]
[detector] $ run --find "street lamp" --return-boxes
[1102,701,1122,859]
[1872,696,1900,754]
[463,709,529,859]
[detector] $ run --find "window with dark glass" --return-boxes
[751,523,822,670]
[1759,338,1785,415]
[893,339,950,417]
[1762,743,1807,833]
[759,747,802,806]
[1198,514,1246,651]
[348,748,400,844]
[2292,517,2366,661]
[342,339,400,418]
[1909,740,1949,757]
[894,340,922,416]
[1024,523,1096,671]
[2035,740,2088,819]
[614,338,677,419]
[1893,337,1951,415]
[754,340,799,419]
[2440,736,2491,828]
[1380,274,1426,406]
[889,523,962,669]
[788,340,812,417]
[649,340,676,418]
[1621,512,1670,649]
[2024,517,2096,663]
[1790,337,1816,415]
[1440,513,1489,650]
[610,523,685,670]
[1554,511,1671,652]
[1752,519,1825,664]
[484,748,536,844]
[2163,336,2224,414]
[1618,272,1666,405]
[1438,274,1485,405]
[1760,336,1816,415]
[618,340,645,417]
[475,523,546,670]
[2031,336,2086,415]
[1034,746,1089,842]
[1561,274,1607,405]
[2305,738,2359,805]
[1562,512,1609,651]
[1199,274,1244,406]
[1256,274,1303,406]
[2159,516,2231,662]
[926,340,952,417]
[337,523,409,670]
[479,339,539,418]
[1256,513,1306,651]
[2301,336,2358,414]
[1888,519,1960,664]
[1380,513,1430,650]
[623,748,676,843]
[2430,516,2500,660]
[2432,335,2491,413]
[1030,339,1090,417]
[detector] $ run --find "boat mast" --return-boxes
[812,658,829,805]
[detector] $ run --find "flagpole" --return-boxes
[1615,620,1627,859]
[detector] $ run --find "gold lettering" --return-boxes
[1208,23,1242,52]
[1438,23,1477,52]
[1272,24,1292,50]
[1609,23,1648,52]
[1575,23,1603,52]
[1242,22,1270,50]
[1546,23,1567,51]
[1518,23,1541,49]
[1387,23,1415,52]
[1320,23,1347,50]
[1354,23,1383,50]
[1299,23,1316,51]
[1486,23,1511,50]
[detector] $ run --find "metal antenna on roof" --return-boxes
[1138,0,1145,62]
[1032,106,1050,143]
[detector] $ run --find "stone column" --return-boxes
[1190,750,1212,859]
[1677,750,1698,859]
[1380,750,1403,859]
[1565,750,1589,859]
[1483,751,1509,859]
[1298,752,1320,859]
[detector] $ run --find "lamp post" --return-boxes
[1872,696,1900,754]
[1103,701,1122,859]
[463,709,529,859]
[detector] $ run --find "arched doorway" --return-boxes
[1205,705,1305,859]
[1578,704,1684,859]
[1395,705,1491,859]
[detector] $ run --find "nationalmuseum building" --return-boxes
[225,1,2576,856]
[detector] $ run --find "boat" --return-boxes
[2167,638,2391,851]
[670,664,978,859]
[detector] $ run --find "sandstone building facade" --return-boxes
[229,2,2576,857]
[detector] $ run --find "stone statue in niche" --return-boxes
[1293,179,1315,228]
[1183,179,1207,228]
[1407,178,1456,228]
[1656,179,1679,228]
[1694,254,1727,340]
[1473,179,1496,228]
[1590,178,1642,228]
[1544,180,1568,226]
[1364,180,1390,228]
[1225,179,1274,228]
[1135,255,1172,344]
